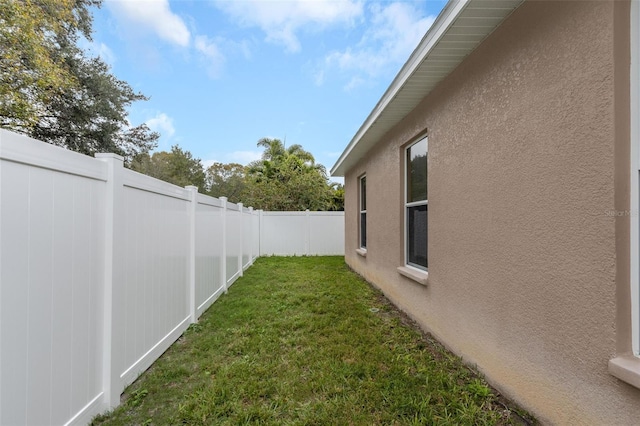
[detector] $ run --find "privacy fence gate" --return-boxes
[0,130,344,426]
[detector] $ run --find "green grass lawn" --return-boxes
[92,256,535,425]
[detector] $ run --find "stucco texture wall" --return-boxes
[344,1,637,424]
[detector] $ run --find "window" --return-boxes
[359,175,367,249]
[405,137,427,270]
[607,0,640,389]
[632,0,640,359]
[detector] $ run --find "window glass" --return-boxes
[360,176,367,249]
[406,137,427,270]
[407,138,427,203]
[360,212,367,248]
[407,204,427,268]
[361,176,366,210]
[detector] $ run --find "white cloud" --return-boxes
[226,38,253,61]
[203,150,263,167]
[313,69,325,86]
[320,2,435,89]
[214,0,363,52]
[79,38,117,67]
[344,76,365,91]
[195,35,226,78]
[96,42,117,66]
[202,159,217,170]
[106,0,190,47]
[227,150,263,164]
[146,113,175,139]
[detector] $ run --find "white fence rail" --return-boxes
[0,129,344,426]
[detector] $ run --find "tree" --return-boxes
[206,162,246,203]
[249,138,328,182]
[244,138,335,211]
[0,0,86,129]
[328,182,345,211]
[253,137,325,175]
[30,56,158,161]
[130,146,207,192]
[0,0,158,161]
[256,137,286,163]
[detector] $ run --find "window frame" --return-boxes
[359,174,367,250]
[631,0,640,356]
[404,136,428,272]
[608,0,640,389]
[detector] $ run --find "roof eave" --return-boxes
[330,0,524,177]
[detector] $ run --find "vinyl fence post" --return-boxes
[186,186,198,323]
[238,203,244,277]
[95,153,124,409]
[220,197,228,293]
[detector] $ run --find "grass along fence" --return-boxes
[0,129,343,426]
[92,257,535,425]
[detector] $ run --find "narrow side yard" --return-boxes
[93,256,534,425]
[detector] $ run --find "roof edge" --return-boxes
[330,0,471,177]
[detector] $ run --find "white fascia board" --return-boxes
[330,0,471,177]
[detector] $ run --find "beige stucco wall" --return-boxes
[344,1,637,424]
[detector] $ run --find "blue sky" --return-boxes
[83,0,446,180]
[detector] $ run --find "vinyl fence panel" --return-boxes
[252,211,260,261]
[0,131,107,426]
[260,212,307,255]
[0,129,344,426]
[259,211,345,256]
[308,212,345,255]
[194,194,224,317]
[115,170,192,392]
[225,202,241,285]
[242,207,253,270]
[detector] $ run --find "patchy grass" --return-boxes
[92,256,535,426]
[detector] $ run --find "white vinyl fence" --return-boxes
[0,129,344,426]
[260,211,344,256]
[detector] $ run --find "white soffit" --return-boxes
[330,0,524,177]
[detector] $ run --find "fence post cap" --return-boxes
[95,153,124,161]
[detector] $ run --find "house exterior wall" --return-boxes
[343,1,636,424]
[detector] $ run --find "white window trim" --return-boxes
[609,0,640,388]
[403,136,428,273]
[359,174,367,251]
[631,0,640,356]
[397,265,428,286]
[405,202,428,271]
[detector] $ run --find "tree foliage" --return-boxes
[131,146,207,193]
[328,183,345,211]
[206,162,246,203]
[30,56,158,160]
[0,0,158,161]
[244,138,338,211]
[129,139,344,211]
[1,0,83,128]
